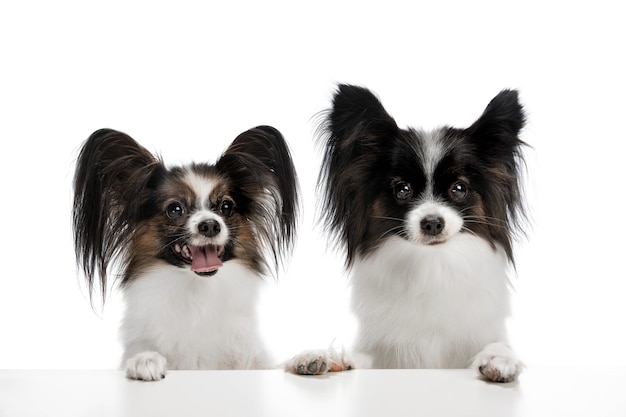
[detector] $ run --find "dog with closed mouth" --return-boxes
[288,85,527,382]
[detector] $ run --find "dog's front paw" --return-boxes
[472,342,523,383]
[287,350,330,375]
[125,351,167,381]
[285,349,354,376]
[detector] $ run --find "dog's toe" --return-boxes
[479,363,513,383]
[300,358,328,375]
[125,351,168,381]
[286,350,331,376]
[473,342,523,383]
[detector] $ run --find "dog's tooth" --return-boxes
[174,243,182,253]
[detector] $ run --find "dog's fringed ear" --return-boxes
[467,89,526,161]
[73,128,162,306]
[465,90,528,261]
[318,84,400,265]
[216,126,299,273]
[325,84,399,150]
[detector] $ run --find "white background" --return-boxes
[1,0,624,370]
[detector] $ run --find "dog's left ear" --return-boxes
[466,90,528,260]
[217,126,299,263]
[466,89,526,163]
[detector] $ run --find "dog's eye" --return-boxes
[220,199,234,217]
[166,202,184,219]
[449,181,469,202]
[394,181,413,201]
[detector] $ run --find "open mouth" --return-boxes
[173,243,224,277]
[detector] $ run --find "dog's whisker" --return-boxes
[463,215,507,224]
[460,226,480,237]
[378,225,406,241]
[463,219,507,229]
[371,215,405,222]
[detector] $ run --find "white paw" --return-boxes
[285,348,354,376]
[125,351,168,381]
[472,342,523,383]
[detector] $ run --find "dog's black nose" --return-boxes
[198,220,221,237]
[420,216,445,236]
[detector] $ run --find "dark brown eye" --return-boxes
[166,201,184,219]
[449,181,469,202]
[220,199,234,217]
[394,181,413,201]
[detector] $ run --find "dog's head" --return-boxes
[318,84,527,265]
[73,126,299,302]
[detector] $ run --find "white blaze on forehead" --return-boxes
[415,128,448,196]
[184,169,219,210]
[419,128,446,180]
[183,168,229,247]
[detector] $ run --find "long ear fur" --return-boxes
[318,84,400,265]
[73,128,162,305]
[465,89,528,260]
[216,125,299,274]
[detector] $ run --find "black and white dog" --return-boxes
[288,85,527,382]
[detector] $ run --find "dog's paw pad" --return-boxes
[285,350,331,376]
[295,355,330,376]
[286,348,355,375]
[299,358,328,375]
[125,351,167,381]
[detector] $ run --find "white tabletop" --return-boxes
[1,368,624,417]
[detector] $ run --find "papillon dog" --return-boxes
[288,84,527,382]
[73,126,298,380]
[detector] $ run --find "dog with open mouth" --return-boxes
[73,126,298,380]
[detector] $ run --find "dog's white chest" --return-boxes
[351,235,512,368]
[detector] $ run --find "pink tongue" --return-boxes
[190,246,223,273]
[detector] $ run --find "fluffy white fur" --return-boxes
[351,234,515,369]
[287,234,522,381]
[122,260,270,380]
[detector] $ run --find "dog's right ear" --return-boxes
[74,128,159,193]
[325,84,399,147]
[73,128,162,306]
[318,85,400,265]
